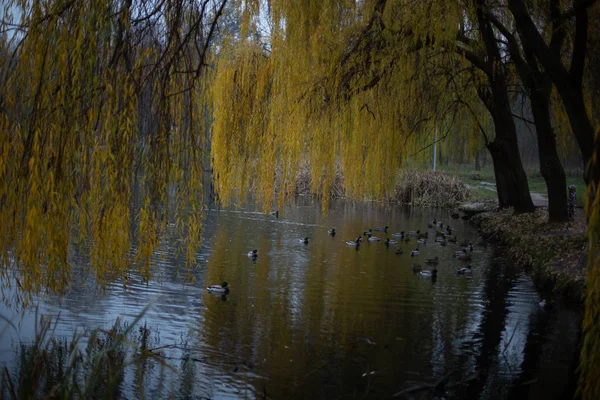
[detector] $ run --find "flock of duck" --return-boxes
[207,217,482,294]
[336,220,477,279]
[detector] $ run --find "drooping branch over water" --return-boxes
[0,0,227,304]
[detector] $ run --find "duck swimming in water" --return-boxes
[346,237,361,247]
[456,265,472,275]
[299,237,309,244]
[411,248,420,257]
[207,281,230,294]
[419,268,438,278]
[328,228,336,236]
[247,249,258,258]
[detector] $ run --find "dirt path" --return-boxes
[467,183,548,207]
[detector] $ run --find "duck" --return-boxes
[407,230,420,236]
[269,210,279,218]
[373,225,388,232]
[417,238,427,245]
[385,238,397,245]
[363,229,373,237]
[453,250,466,257]
[404,236,411,243]
[395,248,403,255]
[435,231,445,238]
[432,219,437,225]
[425,256,439,265]
[299,237,309,244]
[418,231,429,239]
[428,222,434,228]
[420,268,438,278]
[468,243,474,251]
[368,236,381,242]
[410,248,420,257]
[346,237,361,247]
[328,228,336,236]
[392,231,404,237]
[207,281,230,294]
[446,225,452,234]
[412,263,423,272]
[247,249,258,258]
[456,265,472,275]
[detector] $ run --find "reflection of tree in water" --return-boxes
[456,258,519,398]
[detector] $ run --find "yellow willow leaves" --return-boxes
[581,128,600,399]
[210,0,481,211]
[1,0,213,307]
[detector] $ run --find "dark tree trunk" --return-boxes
[508,0,594,183]
[486,136,534,212]
[496,1,571,221]
[488,144,511,208]
[530,93,568,220]
[481,87,535,213]
[473,3,535,213]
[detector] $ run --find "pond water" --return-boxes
[0,197,581,399]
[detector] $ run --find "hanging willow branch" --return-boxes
[0,0,227,307]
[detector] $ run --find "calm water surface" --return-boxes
[0,198,581,399]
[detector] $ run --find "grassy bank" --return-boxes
[471,208,587,303]
[437,164,586,206]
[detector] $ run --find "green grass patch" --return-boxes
[436,164,586,207]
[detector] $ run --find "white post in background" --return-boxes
[433,126,437,172]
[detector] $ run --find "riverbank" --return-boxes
[470,207,587,304]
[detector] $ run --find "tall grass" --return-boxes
[289,166,470,207]
[1,304,173,399]
[388,170,471,207]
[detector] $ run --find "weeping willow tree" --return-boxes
[210,0,538,212]
[0,0,227,306]
[582,127,600,399]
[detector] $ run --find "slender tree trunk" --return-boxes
[500,3,571,221]
[508,0,594,183]
[529,92,568,220]
[473,3,535,213]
